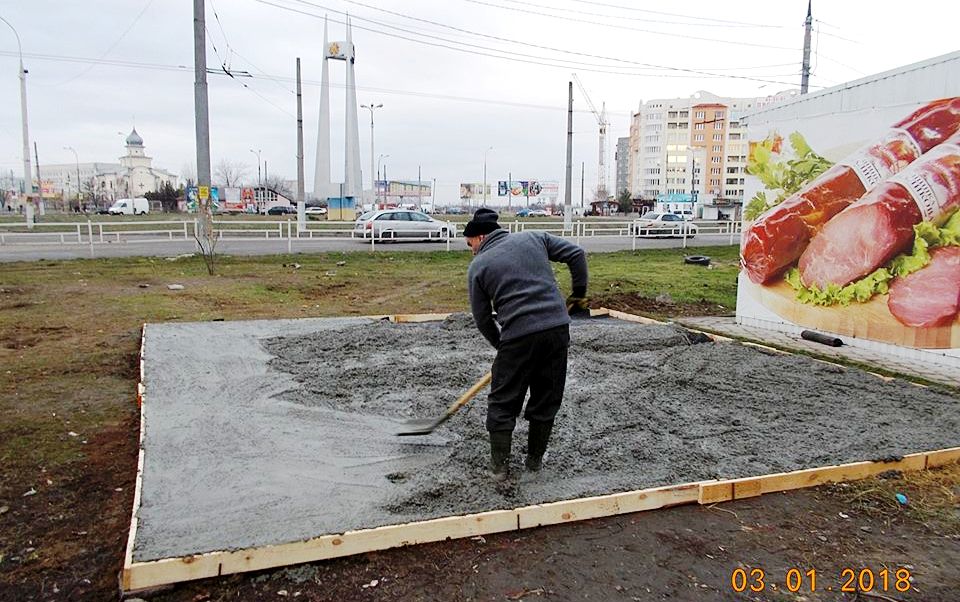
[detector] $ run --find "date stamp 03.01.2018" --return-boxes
[730,567,914,595]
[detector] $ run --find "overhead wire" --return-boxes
[549,0,780,28]
[0,49,626,116]
[278,0,810,87]
[203,2,296,117]
[206,29,296,117]
[41,0,156,87]
[486,0,782,28]
[465,0,797,50]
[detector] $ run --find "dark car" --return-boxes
[266,205,296,215]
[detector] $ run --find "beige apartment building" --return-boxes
[628,90,796,217]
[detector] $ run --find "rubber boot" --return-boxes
[489,431,512,482]
[525,420,554,471]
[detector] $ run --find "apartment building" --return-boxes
[614,137,630,196]
[628,90,797,215]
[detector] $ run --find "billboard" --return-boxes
[737,53,960,369]
[496,181,559,206]
[186,186,220,212]
[497,180,548,197]
[460,183,489,201]
[220,187,257,213]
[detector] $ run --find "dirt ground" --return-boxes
[0,255,956,601]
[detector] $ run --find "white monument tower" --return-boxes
[313,16,363,220]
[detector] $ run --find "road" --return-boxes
[0,234,737,262]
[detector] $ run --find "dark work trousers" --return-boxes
[486,324,570,432]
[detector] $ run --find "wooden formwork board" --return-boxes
[122,311,960,592]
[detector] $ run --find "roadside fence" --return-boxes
[0,217,742,254]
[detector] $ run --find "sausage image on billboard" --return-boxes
[739,96,960,349]
[799,132,960,289]
[741,98,960,285]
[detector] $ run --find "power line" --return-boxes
[0,49,623,115]
[277,0,808,86]
[470,0,798,50]
[562,0,782,28]
[293,0,694,75]
[42,0,156,87]
[813,24,860,44]
[490,0,783,28]
[203,21,294,118]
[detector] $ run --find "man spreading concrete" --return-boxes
[463,208,589,481]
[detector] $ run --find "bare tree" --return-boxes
[214,159,250,188]
[264,174,293,197]
[180,162,197,188]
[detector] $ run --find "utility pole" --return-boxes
[564,81,573,230]
[250,149,261,187]
[193,0,214,258]
[64,146,80,211]
[33,142,41,216]
[581,161,585,212]
[360,103,383,202]
[483,146,493,208]
[417,164,421,209]
[801,0,813,94]
[1,17,33,222]
[296,57,305,232]
[508,171,512,212]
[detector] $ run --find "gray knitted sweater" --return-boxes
[467,229,588,348]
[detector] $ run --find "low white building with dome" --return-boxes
[91,128,178,204]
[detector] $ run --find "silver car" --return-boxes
[632,212,698,238]
[353,209,457,241]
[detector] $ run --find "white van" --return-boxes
[108,197,150,215]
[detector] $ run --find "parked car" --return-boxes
[305,205,328,218]
[444,207,466,215]
[353,209,457,241]
[108,197,149,215]
[267,205,297,215]
[515,208,549,217]
[632,212,698,237]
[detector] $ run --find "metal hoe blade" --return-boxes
[395,371,492,437]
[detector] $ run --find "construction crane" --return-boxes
[572,73,609,202]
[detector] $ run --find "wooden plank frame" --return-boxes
[122,311,960,592]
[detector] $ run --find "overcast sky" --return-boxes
[1,0,958,203]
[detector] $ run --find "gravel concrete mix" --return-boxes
[133,315,959,562]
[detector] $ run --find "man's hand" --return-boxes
[566,295,589,316]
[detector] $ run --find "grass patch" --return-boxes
[834,463,960,537]
[0,246,739,478]
[589,245,740,306]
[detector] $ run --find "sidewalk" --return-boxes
[678,316,960,389]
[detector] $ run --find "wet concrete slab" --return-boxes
[134,315,959,562]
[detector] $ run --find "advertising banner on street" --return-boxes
[186,186,220,212]
[737,53,960,369]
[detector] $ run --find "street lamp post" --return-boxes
[360,103,383,203]
[483,146,493,207]
[249,148,261,209]
[117,131,133,202]
[1,16,33,218]
[376,153,389,209]
[64,146,80,211]
[249,149,261,187]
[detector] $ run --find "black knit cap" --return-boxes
[463,208,501,237]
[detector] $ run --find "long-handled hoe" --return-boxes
[396,372,492,436]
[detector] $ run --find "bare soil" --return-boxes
[0,255,956,602]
